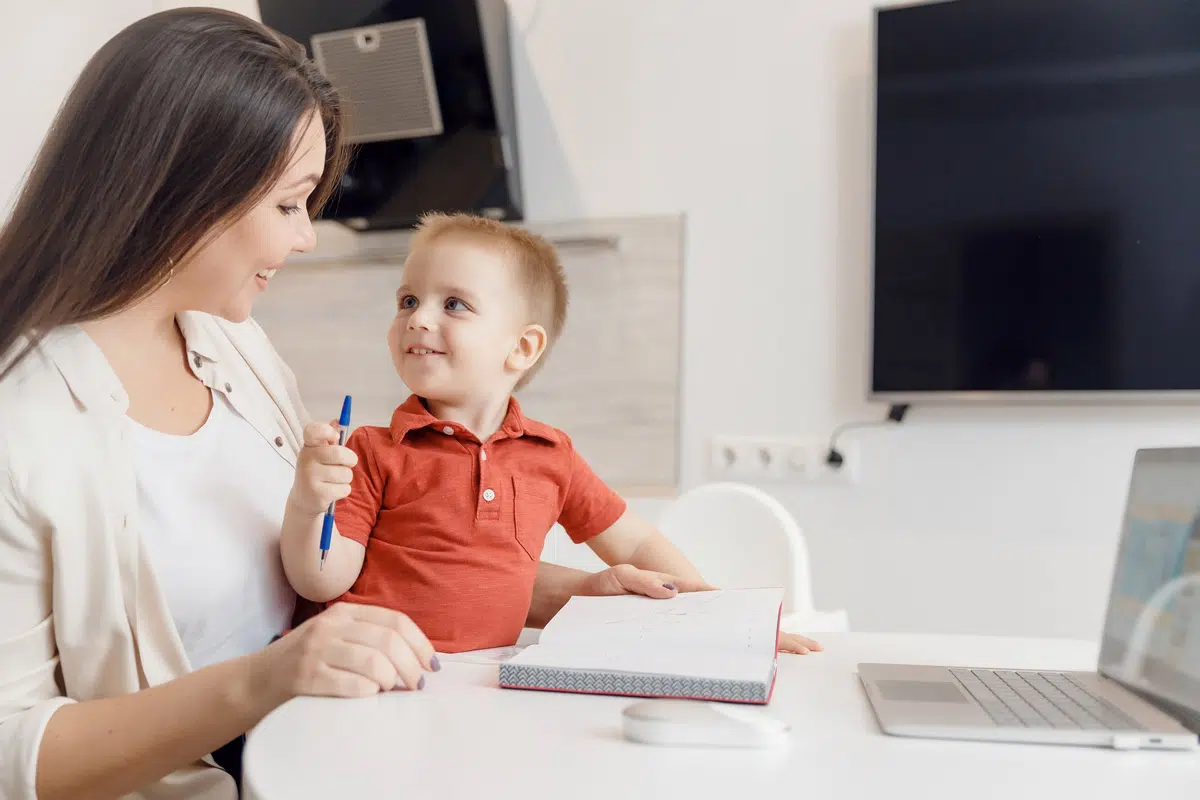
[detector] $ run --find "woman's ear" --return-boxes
[507,324,548,376]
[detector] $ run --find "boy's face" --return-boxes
[389,235,537,403]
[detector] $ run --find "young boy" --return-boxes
[279,213,820,656]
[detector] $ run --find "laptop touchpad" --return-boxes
[877,679,970,703]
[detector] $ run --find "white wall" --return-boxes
[0,0,153,212]
[508,0,1200,640]
[153,0,259,20]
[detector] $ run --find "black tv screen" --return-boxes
[870,0,1200,400]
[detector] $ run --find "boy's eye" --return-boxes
[445,297,469,312]
[399,295,417,309]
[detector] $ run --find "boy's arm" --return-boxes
[280,505,366,602]
[280,423,377,603]
[555,435,707,584]
[527,561,714,628]
[585,509,707,584]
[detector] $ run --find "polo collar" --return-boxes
[389,394,558,444]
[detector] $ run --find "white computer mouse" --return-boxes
[620,698,791,748]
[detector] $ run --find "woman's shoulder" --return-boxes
[0,327,105,478]
[0,327,95,416]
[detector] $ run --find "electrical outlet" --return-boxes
[709,436,857,483]
[709,436,767,479]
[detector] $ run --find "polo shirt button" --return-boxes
[482,488,496,502]
[193,355,202,369]
[274,436,284,447]
[224,382,232,393]
[480,450,487,461]
[442,426,454,435]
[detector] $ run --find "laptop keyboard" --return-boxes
[950,669,1145,730]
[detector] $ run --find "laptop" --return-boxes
[858,446,1200,750]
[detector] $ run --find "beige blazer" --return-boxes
[0,312,309,799]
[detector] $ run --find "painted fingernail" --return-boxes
[430,655,442,672]
[663,583,678,591]
[417,675,426,690]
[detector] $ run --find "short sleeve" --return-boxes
[557,440,627,544]
[334,427,386,546]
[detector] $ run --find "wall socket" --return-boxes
[709,435,857,484]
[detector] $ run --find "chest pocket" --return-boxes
[512,476,561,560]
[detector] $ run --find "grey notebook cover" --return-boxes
[498,661,776,704]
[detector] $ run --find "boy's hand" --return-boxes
[578,563,715,600]
[288,421,358,518]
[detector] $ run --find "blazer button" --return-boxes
[274,436,284,447]
[193,355,202,369]
[224,382,232,393]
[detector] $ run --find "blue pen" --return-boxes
[320,395,352,570]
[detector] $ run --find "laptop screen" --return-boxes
[1098,448,1200,727]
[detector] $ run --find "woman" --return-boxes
[0,9,714,799]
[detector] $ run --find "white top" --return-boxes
[242,632,1200,800]
[0,313,308,800]
[130,389,296,671]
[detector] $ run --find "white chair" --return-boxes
[656,482,849,634]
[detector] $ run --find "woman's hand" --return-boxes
[253,602,439,702]
[288,421,357,517]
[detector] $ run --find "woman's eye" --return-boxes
[278,205,303,216]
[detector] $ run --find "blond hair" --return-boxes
[410,212,568,389]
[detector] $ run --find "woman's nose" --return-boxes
[293,216,317,253]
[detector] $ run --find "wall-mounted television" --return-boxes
[869,0,1200,402]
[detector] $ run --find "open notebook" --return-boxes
[498,587,784,704]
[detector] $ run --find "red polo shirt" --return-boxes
[334,395,627,652]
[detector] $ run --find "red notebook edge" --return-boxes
[765,597,782,703]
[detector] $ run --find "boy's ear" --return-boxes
[507,324,548,376]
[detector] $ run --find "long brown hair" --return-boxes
[0,8,349,379]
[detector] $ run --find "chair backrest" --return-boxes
[655,482,813,615]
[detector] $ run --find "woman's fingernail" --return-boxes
[417,675,426,690]
[431,655,442,672]
[663,583,678,591]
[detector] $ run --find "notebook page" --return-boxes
[538,588,783,656]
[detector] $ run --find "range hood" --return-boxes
[258,0,523,230]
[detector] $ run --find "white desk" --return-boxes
[242,633,1200,799]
